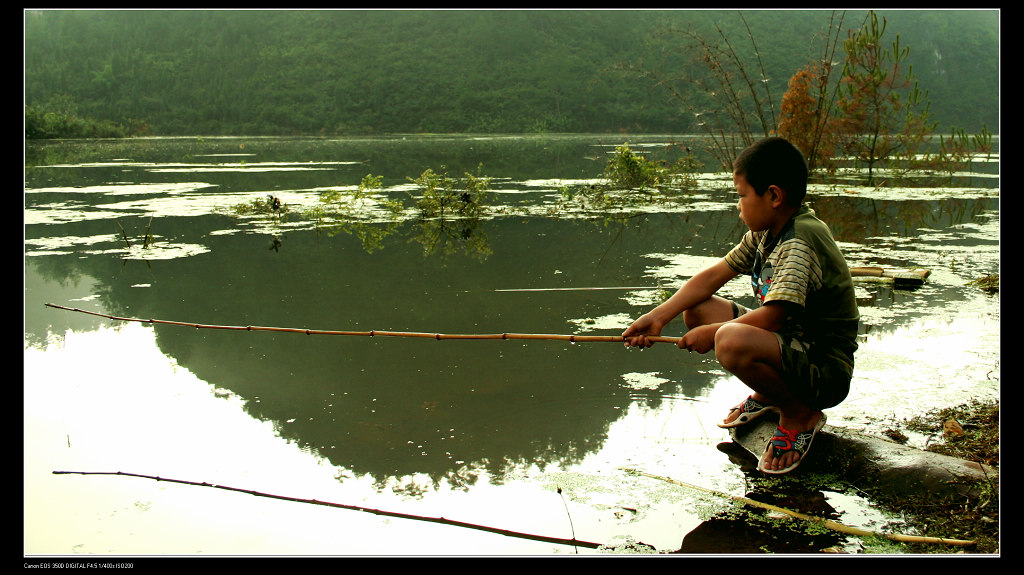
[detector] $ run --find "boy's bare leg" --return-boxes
[682,295,735,329]
[685,297,776,423]
[714,322,823,472]
[684,296,771,424]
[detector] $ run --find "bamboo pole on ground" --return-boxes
[622,467,976,548]
[44,303,682,345]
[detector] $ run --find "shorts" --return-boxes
[731,301,852,411]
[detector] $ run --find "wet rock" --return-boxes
[729,415,996,498]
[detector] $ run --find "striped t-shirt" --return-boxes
[724,205,859,364]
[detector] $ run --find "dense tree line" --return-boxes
[24,9,998,137]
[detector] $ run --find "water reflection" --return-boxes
[26,219,690,483]
[27,216,998,484]
[810,194,997,245]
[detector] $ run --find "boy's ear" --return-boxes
[767,184,787,208]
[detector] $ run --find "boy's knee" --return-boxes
[714,323,746,366]
[714,323,773,373]
[714,323,783,378]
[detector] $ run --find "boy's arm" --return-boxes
[730,300,793,332]
[623,258,737,342]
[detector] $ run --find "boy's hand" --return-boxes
[622,313,665,348]
[679,324,718,354]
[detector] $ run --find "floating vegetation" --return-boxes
[115,242,211,261]
[557,143,703,215]
[566,312,636,333]
[967,273,999,294]
[230,194,288,216]
[410,164,490,220]
[148,161,355,173]
[296,175,403,253]
[404,166,494,259]
[293,168,495,259]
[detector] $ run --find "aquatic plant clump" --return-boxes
[410,164,491,220]
[557,143,704,214]
[967,273,999,295]
[601,143,703,193]
[231,194,288,216]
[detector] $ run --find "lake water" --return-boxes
[24,134,999,555]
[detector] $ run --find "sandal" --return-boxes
[717,395,778,428]
[757,413,827,475]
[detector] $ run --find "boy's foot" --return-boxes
[757,412,826,474]
[717,394,778,428]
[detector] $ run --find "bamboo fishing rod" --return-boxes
[52,470,607,550]
[44,303,683,345]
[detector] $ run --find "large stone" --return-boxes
[728,414,996,498]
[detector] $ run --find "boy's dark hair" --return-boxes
[733,137,808,206]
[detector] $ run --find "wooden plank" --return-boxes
[849,266,930,288]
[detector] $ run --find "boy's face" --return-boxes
[733,172,775,233]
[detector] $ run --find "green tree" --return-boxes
[834,11,935,184]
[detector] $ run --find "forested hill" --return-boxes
[24,9,999,136]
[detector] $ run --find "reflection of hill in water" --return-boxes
[28,217,720,482]
[809,193,997,245]
[159,217,735,482]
